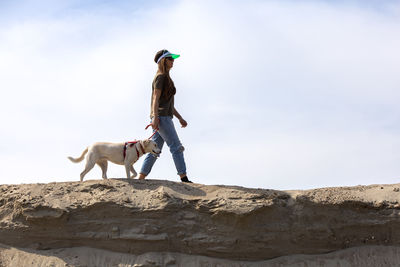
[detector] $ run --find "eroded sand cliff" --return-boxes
[1,179,400,266]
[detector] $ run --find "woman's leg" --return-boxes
[157,116,187,177]
[139,131,165,179]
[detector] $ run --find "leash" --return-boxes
[145,123,159,140]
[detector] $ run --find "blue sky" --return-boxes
[1,0,400,189]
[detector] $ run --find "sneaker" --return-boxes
[181,176,193,183]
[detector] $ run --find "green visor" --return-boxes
[157,51,180,63]
[170,53,180,59]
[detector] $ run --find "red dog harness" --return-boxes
[123,124,158,160]
[123,141,145,160]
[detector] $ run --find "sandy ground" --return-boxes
[1,179,400,266]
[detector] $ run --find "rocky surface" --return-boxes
[1,179,400,266]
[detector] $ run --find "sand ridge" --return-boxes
[1,179,400,266]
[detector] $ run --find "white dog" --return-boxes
[68,139,161,181]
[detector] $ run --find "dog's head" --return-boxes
[143,139,161,157]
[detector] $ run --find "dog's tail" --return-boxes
[68,147,88,163]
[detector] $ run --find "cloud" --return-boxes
[1,0,399,188]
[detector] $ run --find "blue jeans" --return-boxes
[140,116,186,176]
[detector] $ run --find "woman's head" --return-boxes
[154,49,180,73]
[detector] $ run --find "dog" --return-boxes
[68,139,161,181]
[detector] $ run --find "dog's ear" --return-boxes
[143,139,150,146]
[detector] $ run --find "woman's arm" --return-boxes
[151,89,162,129]
[174,108,187,128]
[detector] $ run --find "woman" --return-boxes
[138,49,193,183]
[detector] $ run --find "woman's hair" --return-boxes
[155,50,176,100]
[154,49,167,63]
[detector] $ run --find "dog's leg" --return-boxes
[97,160,108,179]
[125,163,131,179]
[80,161,95,182]
[130,166,137,179]
[80,153,96,182]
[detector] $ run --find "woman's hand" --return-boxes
[152,116,160,130]
[179,118,188,128]
[173,108,187,128]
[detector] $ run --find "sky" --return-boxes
[0,0,399,190]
